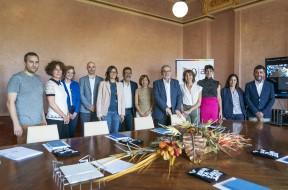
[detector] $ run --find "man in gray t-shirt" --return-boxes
[7,52,46,144]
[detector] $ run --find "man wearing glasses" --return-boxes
[152,65,182,126]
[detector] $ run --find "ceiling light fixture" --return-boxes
[172,0,188,18]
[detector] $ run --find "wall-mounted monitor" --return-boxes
[266,56,288,98]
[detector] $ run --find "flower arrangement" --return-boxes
[157,138,183,174]
[94,121,251,184]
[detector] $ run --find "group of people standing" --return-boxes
[7,52,275,144]
[7,52,148,143]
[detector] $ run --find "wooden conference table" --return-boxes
[0,121,288,190]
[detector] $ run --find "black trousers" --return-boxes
[153,115,171,127]
[121,108,134,131]
[46,119,69,139]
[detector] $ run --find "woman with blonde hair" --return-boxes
[62,65,80,137]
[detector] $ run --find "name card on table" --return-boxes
[252,149,281,159]
[188,167,225,183]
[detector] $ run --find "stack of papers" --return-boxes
[0,146,43,161]
[92,157,134,174]
[59,162,104,185]
[214,177,270,190]
[105,133,131,142]
[42,140,70,152]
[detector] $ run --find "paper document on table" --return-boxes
[60,162,104,184]
[0,146,43,161]
[170,114,186,126]
[92,157,134,174]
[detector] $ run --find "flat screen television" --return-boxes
[266,56,288,98]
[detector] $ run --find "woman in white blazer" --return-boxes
[97,65,125,133]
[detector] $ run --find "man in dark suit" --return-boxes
[79,61,103,133]
[152,65,182,126]
[121,67,138,131]
[245,65,275,122]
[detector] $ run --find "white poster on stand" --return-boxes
[175,59,214,84]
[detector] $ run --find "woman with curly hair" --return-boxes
[45,60,69,139]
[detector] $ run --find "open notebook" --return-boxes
[92,157,134,174]
[59,162,104,185]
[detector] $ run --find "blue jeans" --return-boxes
[80,112,97,136]
[68,114,79,138]
[104,111,120,133]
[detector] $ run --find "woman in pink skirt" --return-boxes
[197,65,222,123]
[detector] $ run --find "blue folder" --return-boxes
[109,133,130,140]
[222,178,270,190]
[45,140,69,150]
[150,128,171,135]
